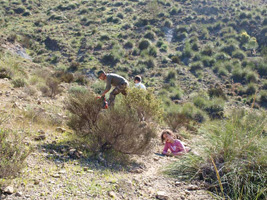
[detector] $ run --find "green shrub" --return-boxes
[201,45,214,56]
[100,34,110,41]
[259,90,267,107]
[166,109,267,199]
[208,84,227,99]
[144,57,156,68]
[144,31,156,40]
[148,46,157,57]
[138,39,151,50]
[124,40,134,49]
[67,88,162,154]
[204,98,225,119]
[190,62,203,72]
[256,61,267,76]
[165,111,190,132]
[0,67,12,79]
[69,86,87,95]
[102,52,120,65]
[245,83,257,95]
[232,50,246,60]
[12,78,26,88]
[0,129,31,187]
[13,6,26,14]
[41,77,62,98]
[221,44,238,55]
[245,71,258,83]
[232,67,245,83]
[214,52,231,61]
[164,19,173,27]
[201,56,215,67]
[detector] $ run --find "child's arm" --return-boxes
[162,143,169,155]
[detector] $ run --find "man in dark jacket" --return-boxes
[97,70,129,106]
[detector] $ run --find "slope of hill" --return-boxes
[0,0,266,199]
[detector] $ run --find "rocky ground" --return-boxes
[0,77,212,200]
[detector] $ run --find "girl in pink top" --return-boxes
[161,130,190,156]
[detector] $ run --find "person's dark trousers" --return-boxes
[108,83,127,107]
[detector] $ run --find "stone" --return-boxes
[108,191,117,198]
[38,130,45,134]
[175,181,182,186]
[15,191,23,197]
[185,190,190,195]
[3,186,14,194]
[34,179,40,185]
[187,184,199,190]
[59,170,66,174]
[12,102,19,108]
[153,157,160,161]
[69,149,76,155]
[156,191,169,200]
[56,127,66,133]
[51,174,61,178]
[34,133,46,141]
[129,168,143,173]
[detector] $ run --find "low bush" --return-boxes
[138,39,151,50]
[0,67,12,79]
[245,83,257,95]
[40,77,62,98]
[166,109,267,199]
[208,84,227,99]
[12,78,26,88]
[204,98,225,119]
[0,129,31,187]
[232,50,246,60]
[165,111,190,132]
[67,88,162,154]
[144,31,156,40]
[259,90,267,107]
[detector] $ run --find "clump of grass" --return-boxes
[0,129,32,187]
[166,109,267,200]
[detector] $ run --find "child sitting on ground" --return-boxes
[161,129,190,156]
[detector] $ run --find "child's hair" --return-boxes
[134,75,142,82]
[161,129,174,143]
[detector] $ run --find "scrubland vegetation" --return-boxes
[0,0,266,199]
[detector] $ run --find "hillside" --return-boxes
[0,0,266,199]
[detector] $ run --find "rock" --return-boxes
[185,190,190,195]
[38,130,45,134]
[175,181,182,186]
[12,102,19,108]
[108,191,117,198]
[34,133,46,141]
[56,127,66,133]
[34,179,40,185]
[129,168,143,173]
[153,157,160,161]
[69,149,76,155]
[3,186,14,194]
[187,184,200,190]
[59,170,66,174]
[15,191,23,197]
[156,191,169,200]
[51,174,61,178]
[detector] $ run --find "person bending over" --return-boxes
[97,70,129,107]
